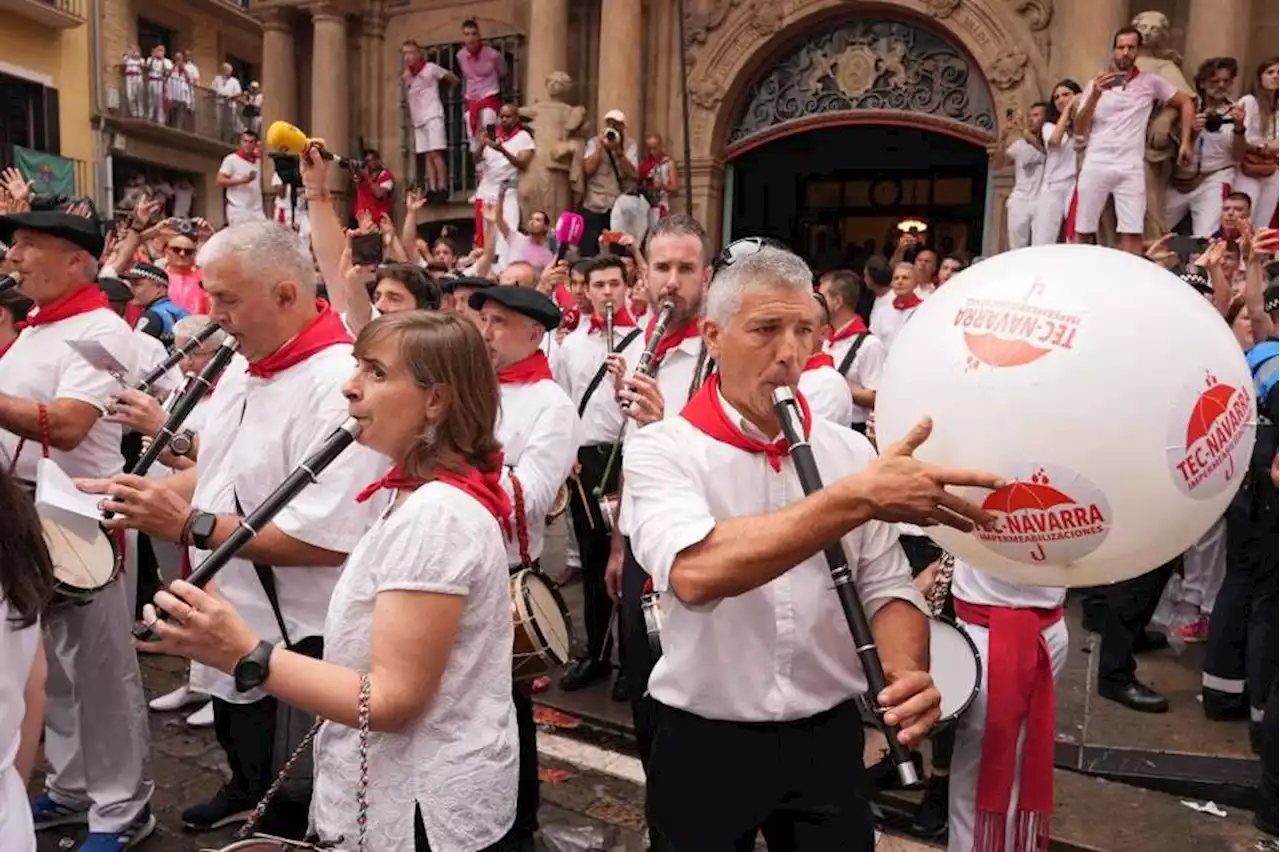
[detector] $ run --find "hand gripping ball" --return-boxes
[875,244,1256,587]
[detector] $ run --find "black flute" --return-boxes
[127,336,240,478]
[772,386,921,787]
[134,321,222,394]
[134,417,362,641]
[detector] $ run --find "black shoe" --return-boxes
[910,774,950,839]
[1098,679,1169,713]
[181,785,256,832]
[1203,695,1250,722]
[611,673,629,702]
[559,657,610,692]
[1134,629,1169,653]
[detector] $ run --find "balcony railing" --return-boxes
[400,34,525,202]
[107,66,249,148]
[0,0,86,28]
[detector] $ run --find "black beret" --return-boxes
[467,284,561,330]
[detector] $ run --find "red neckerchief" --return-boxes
[827,315,868,344]
[406,57,427,77]
[496,123,520,144]
[631,301,648,318]
[497,350,554,384]
[355,458,513,533]
[646,314,700,369]
[588,306,637,335]
[804,353,834,372]
[560,307,581,333]
[953,598,1064,852]
[246,300,353,380]
[236,146,260,165]
[20,284,109,329]
[893,293,922,311]
[1111,65,1141,87]
[680,373,811,473]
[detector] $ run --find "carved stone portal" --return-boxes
[726,19,998,152]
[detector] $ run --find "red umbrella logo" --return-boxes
[1185,373,1241,449]
[977,468,1108,563]
[964,332,1051,369]
[981,469,1075,514]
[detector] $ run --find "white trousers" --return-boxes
[948,617,1070,852]
[1164,168,1233,237]
[145,81,165,124]
[1232,170,1280,229]
[1181,516,1227,616]
[43,576,153,832]
[1031,183,1073,246]
[124,77,143,117]
[1006,197,1035,249]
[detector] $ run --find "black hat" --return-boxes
[1264,283,1278,315]
[468,285,561,330]
[451,275,493,293]
[0,209,105,258]
[97,275,133,304]
[122,262,169,286]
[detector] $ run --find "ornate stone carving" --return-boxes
[685,0,740,46]
[728,19,997,150]
[925,0,963,18]
[518,71,587,220]
[986,50,1028,90]
[749,0,784,35]
[1012,0,1051,30]
[689,77,726,111]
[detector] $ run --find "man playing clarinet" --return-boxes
[623,245,1002,850]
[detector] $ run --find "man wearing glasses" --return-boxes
[161,233,208,314]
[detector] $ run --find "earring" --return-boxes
[420,423,438,448]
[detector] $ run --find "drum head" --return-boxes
[930,619,982,723]
[513,570,571,664]
[42,519,116,592]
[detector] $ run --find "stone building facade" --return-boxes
[249,0,1277,252]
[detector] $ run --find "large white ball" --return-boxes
[876,244,1256,587]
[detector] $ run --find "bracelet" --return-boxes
[179,508,200,547]
[305,188,332,202]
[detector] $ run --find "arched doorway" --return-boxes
[720,16,996,261]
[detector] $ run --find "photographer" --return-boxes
[581,109,642,254]
[1166,58,1244,238]
[351,148,395,224]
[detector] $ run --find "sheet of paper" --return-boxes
[35,457,107,535]
[66,338,130,385]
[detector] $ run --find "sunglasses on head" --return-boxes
[712,236,789,274]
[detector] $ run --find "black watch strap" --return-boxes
[234,639,274,693]
[190,510,218,550]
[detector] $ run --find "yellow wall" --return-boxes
[0,17,93,182]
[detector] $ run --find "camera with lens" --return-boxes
[335,155,363,171]
[603,126,621,145]
[173,218,198,238]
[1204,112,1235,133]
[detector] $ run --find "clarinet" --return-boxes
[772,386,922,788]
[604,300,616,352]
[127,336,239,479]
[133,321,221,394]
[133,417,363,641]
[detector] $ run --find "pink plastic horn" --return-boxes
[554,211,585,260]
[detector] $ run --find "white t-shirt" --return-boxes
[1080,72,1179,168]
[312,483,518,852]
[798,365,854,428]
[405,62,448,125]
[824,322,887,426]
[477,129,535,202]
[213,74,242,103]
[1006,137,1045,200]
[1041,121,1077,188]
[0,603,38,852]
[219,152,264,221]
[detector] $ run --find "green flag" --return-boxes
[14,146,77,196]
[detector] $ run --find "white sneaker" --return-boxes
[148,685,209,712]
[185,701,214,728]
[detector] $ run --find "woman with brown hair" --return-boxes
[1234,56,1279,228]
[143,311,520,851]
[0,466,54,851]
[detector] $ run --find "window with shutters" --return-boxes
[0,72,60,164]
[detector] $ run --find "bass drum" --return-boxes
[42,517,121,604]
[199,838,343,851]
[510,569,572,683]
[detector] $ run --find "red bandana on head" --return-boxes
[827,315,868,344]
[497,349,554,385]
[680,374,811,473]
[893,293,922,311]
[247,300,353,380]
[646,313,700,370]
[356,457,513,534]
[20,284,109,330]
[588,306,637,336]
[803,353,834,372]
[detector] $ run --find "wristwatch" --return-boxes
[169,429,195,458]
[234,640,274,693]
[188,510,218,550]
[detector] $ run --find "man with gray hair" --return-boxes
[84,220,385,835]
[623,245,1001,849]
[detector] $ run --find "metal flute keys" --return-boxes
[619,300,675,413]
[133,321,221,394]
[604,300,616,351]
[771,386,922,788]
[133,417,363,641]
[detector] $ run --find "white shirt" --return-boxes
[123,55,143,77]
[869,292,916,353]
[1006,138,1045,200]
[496,378,580,566]
[477,130,535,202]
[951,558,1066,611]
[624,391,925,721]
[312,483,517,852]
[798,364,854,428]
[868,290,894,335]
[130,331,184,394]
[824,321,886,425]
[1080,72,1179,168]
[219,152,264,221]
[144,56,171,81]
[0,604,37,852]
[1241,94,1277,147]
[0,307,134,481]
[553,321,644,446]
[405,62,448,125]
[1041,121,1077,188]
[213,74,242,103]
[192,346,385,702]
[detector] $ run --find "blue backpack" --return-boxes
[1248,338,1278,419]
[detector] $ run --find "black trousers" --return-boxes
[512,686,539,840]
[567,444,620,663]
[1259,679,1279,831]
[647,700,876,852]
[414,803,522,851]
[618,537,659,768]
[1084,558,1175,686]
[212,696,308,836]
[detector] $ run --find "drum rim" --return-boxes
[930,616,983,723]
[42,519,122,592]
[514,569,572,665]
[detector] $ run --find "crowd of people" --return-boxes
[121,44,262,143]
[0,19,1276,852]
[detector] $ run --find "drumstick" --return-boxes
[772,387,921,788]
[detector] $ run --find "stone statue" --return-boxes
[1133,10,1194,239]
[518,71,586,222]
